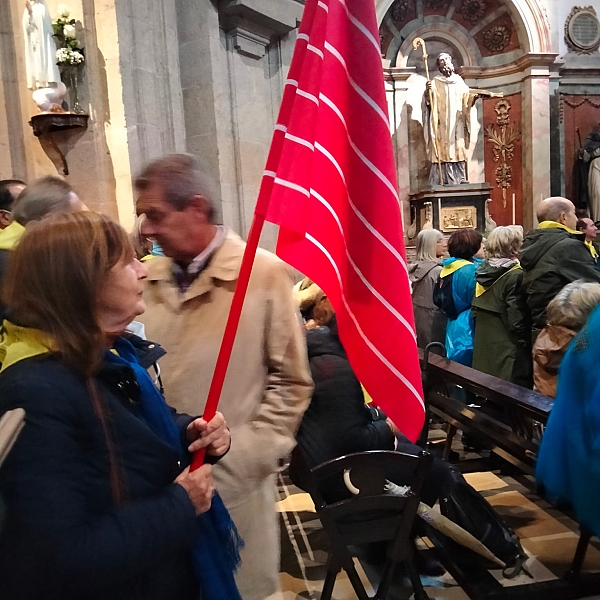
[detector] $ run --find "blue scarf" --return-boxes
[106,337,243,600]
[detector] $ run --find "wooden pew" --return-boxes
[418,347,553,476]
[417,347,600,599]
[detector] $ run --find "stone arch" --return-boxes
[376,0,552,57]
[392,21,482,70]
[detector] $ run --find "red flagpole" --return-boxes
[190,212,266,471]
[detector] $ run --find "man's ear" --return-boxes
[0,212,11,229]
[187,195,212,222]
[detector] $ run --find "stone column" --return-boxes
[522,64,552,229]
[385,67,416,241]
[175,0,302,248]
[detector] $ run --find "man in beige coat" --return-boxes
[135,155,313,600]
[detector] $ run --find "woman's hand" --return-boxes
[186,411,231,457]
[175,464,214,515]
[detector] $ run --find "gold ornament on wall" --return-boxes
[483,25,511,53]
[485,99,521,207]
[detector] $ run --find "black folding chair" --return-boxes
[292,447,433,600]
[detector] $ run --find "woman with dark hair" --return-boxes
[433,228,484,365]
[0,212,237,600]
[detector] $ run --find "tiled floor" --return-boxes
[277,468,600,599]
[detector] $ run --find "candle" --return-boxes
[438,197,442,229]
[512,193,516,225]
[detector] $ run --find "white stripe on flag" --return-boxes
[285,79,299,88]
[297,89,319,105]
[334,0,380,55]
[314,140,408,274]
[274,177,311,197]
[285,133,315,151]
[319,93,399,201]
[274,124,287,132]
[310,188,416,338]
[307,44,324,59]
[323,42,389,129]
[305,232,424,408]
[317,1,329,12]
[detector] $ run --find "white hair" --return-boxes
[415,228,443,261]
[547,281,600,330]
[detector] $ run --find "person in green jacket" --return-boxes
[520,197,600,333]
[472,226,532,388]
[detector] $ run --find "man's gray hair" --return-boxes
[536,197,574,223]
[12,176,74,226]
[134,154,218,222]
[546,280,600,330]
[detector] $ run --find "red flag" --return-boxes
[255,0,425,441]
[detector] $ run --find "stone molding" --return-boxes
[460,52,559,78]
[230,27,271,59]
[219,0,303,37]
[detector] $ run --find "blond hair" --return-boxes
[546,281,600,330]
[485,225,523,259]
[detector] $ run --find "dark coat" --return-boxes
[471,261,532,387]
[0,346,201,600]
[520,227,600,328]
[290,327,394,475]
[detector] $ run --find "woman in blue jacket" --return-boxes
[433,228,484,366]
[0,212,236,600]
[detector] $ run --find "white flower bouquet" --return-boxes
[56,47,84,66]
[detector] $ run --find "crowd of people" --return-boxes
[410,196,600,396]
[2,162,600,599]
[0,160,313,600]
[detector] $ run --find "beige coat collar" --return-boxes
[146,229,245,305]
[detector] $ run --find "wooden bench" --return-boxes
[418,346,553,476]
[417,345,600,600]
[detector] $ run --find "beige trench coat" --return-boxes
[139,230,313,600]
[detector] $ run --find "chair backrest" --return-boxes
[294,448,432,560]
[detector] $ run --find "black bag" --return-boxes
[440,467,529,578]
[433,274,459,320]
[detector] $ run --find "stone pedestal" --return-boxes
[409,183,491,235]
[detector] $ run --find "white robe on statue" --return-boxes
[423,73,478,164]
[589,158,600,222]
[22,0,61,90]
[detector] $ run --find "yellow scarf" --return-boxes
[440,259,472,278]
[586,240,599,260]
[0,222,25,252]
[0,321,54,373]
[537,221,580,235]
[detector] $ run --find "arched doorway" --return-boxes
[377,0,556,230]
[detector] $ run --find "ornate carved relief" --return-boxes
[483,25,512,53]
[460,0,486,23]
[564,7,600,54]
[390,0,410,22]
[485,99,521,207]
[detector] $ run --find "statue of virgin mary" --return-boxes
[22,0,61,90]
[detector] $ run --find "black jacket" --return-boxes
[290,327,394,479]
[520,227,600,328]
[0,344,201,600]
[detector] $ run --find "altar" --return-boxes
[409,183,491,235]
